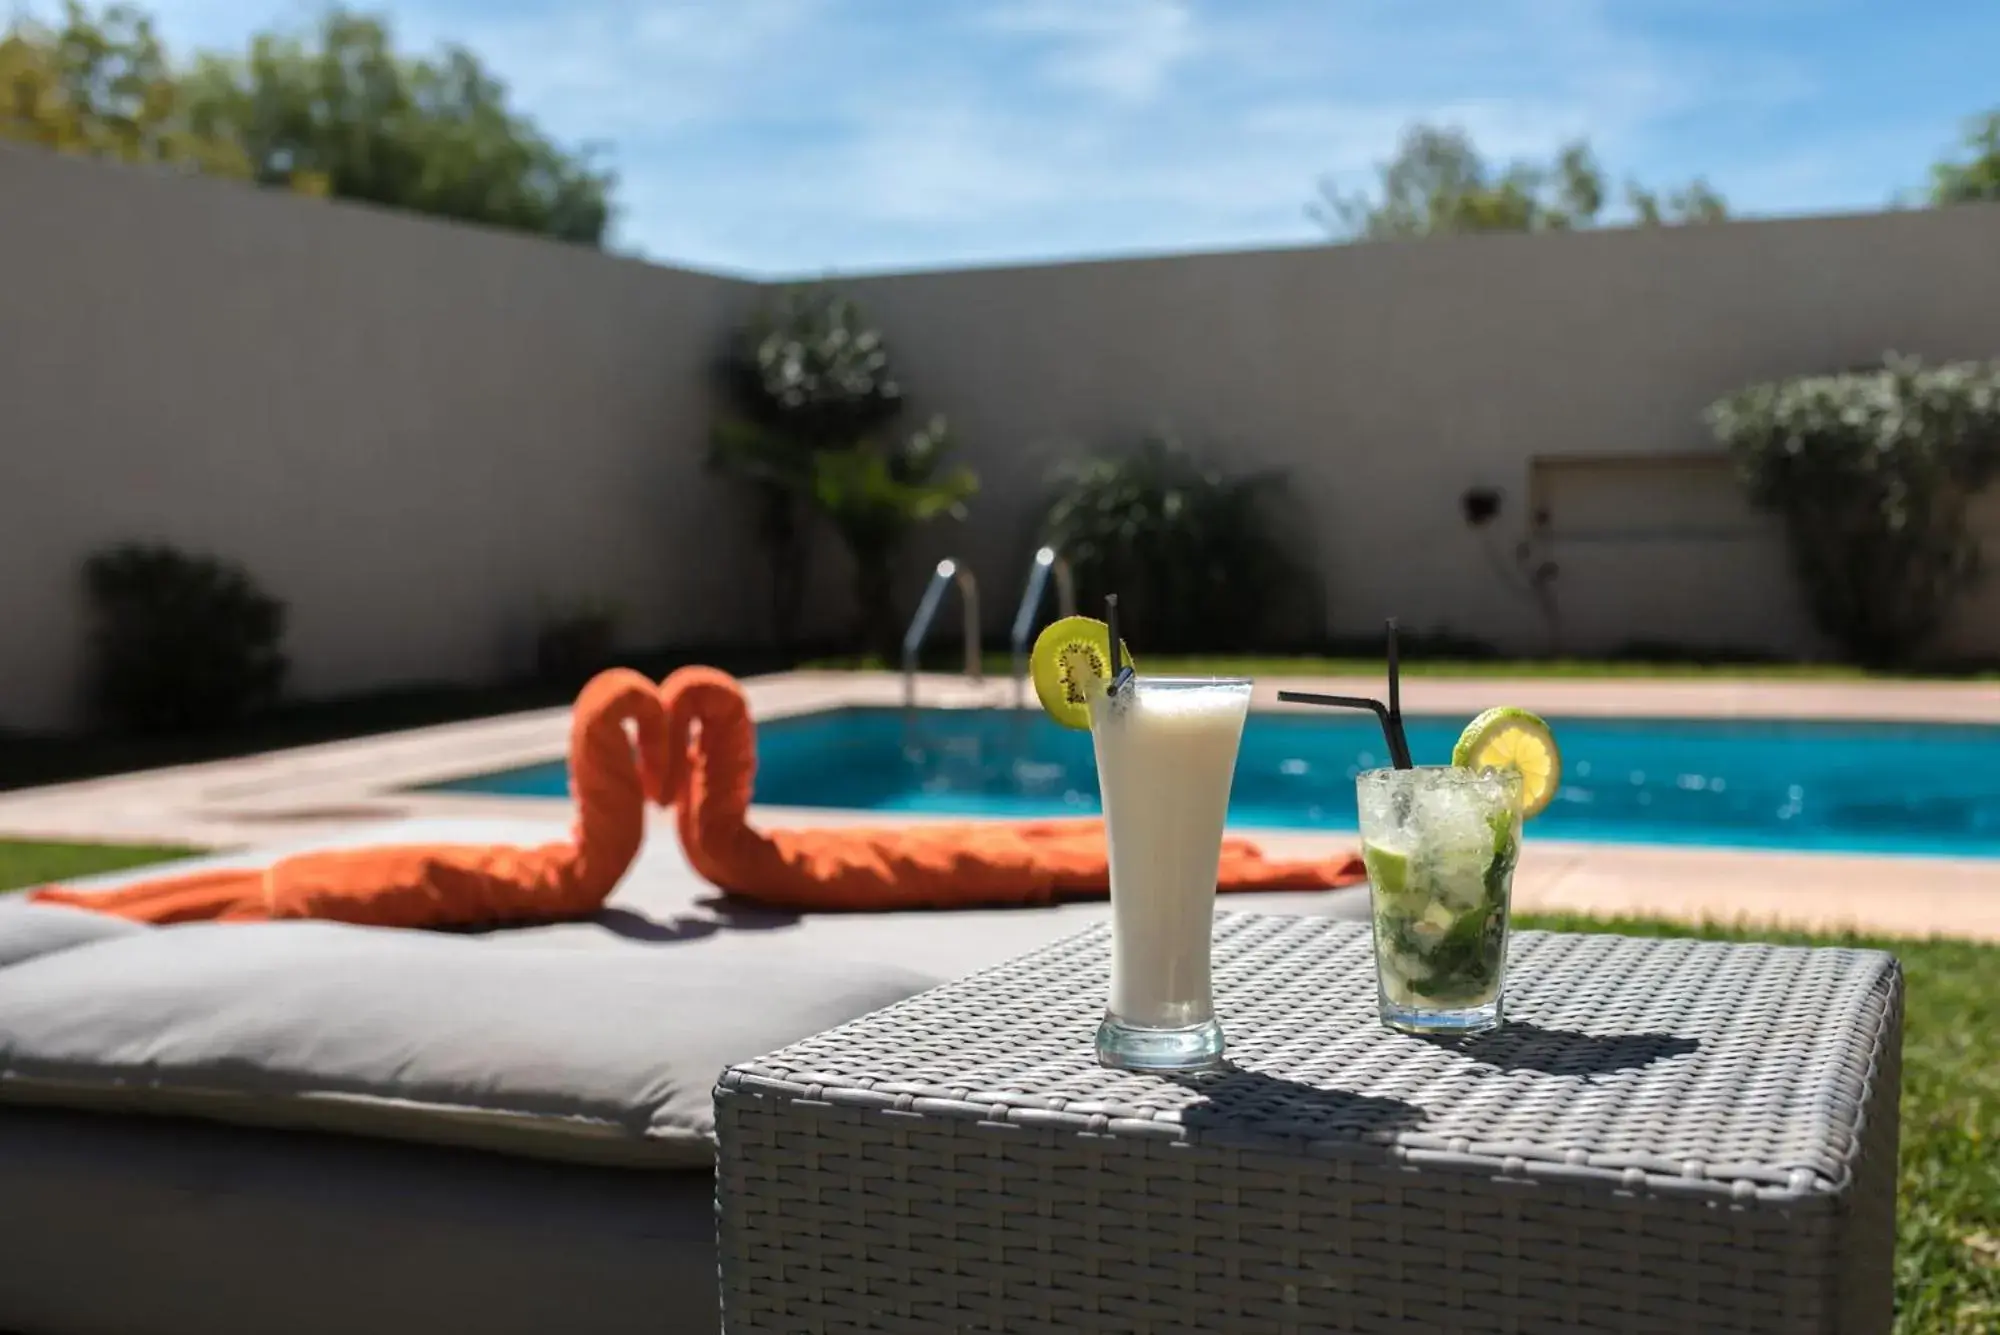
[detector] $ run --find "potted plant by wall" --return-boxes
[708,289,977,660]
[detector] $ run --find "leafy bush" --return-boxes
[1040,433,1318,653]
[1707,356,2000,666]
[710,289,976,657]
[82,543,288,733]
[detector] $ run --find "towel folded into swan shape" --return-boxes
[33,666,1364,926]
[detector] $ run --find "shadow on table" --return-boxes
[1171,1063,1425,1140]
[1421,1022,1698,1075]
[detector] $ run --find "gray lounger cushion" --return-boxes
[0,919,937,1168]
[0,898,147,968]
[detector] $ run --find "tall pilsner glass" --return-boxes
[1090,676,1252,1072]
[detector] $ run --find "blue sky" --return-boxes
[63,0,2000,276]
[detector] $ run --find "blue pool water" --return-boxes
[427,707,2000,857]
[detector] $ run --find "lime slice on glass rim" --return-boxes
[1029,616,1135,731]
[1453,706,1562,818]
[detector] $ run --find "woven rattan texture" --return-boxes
[716,914,1902,1334]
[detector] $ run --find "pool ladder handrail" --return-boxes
[1010,546,1076,708]
[902,558,982,711]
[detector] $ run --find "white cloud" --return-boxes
[427,0,831,137]
[982,0,1199,104]
[830,106,1076,224]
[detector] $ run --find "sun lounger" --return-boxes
[0,818,1367,1334]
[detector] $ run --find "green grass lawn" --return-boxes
[0,841,1990,1331]
[0,839,205,894]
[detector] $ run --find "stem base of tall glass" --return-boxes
[1096,1014,1226,1072]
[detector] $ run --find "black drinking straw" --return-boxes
[1276,618,1414,768]
[1105,594,1135,695]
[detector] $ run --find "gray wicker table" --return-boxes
[715,914,1902,1334]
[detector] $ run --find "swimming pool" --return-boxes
[426,707,2000,858]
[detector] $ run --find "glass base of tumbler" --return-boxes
[1381,997,1502,1035]
[1096,1013,1226,1072]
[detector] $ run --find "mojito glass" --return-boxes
[1357,765,1523,1034]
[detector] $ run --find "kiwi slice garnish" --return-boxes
[1030,616,1134,730]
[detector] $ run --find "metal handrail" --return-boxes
[902,559,981,711]
[1010,546,1076,708]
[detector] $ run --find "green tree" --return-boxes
[1313,123,1727,239]
[1627,177,1729,225]
[4,4,612,244]
[1,2,245,175]
[183,8,613,244]
[1930,110,2000,204]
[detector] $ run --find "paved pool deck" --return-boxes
[2,670,1996,941]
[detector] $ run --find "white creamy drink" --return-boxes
[1091,677,1252,1036]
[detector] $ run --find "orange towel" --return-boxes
[32,667,1363,925]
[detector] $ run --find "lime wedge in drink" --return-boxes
[1453,706,1562,818]
[1361,839,1412,897]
